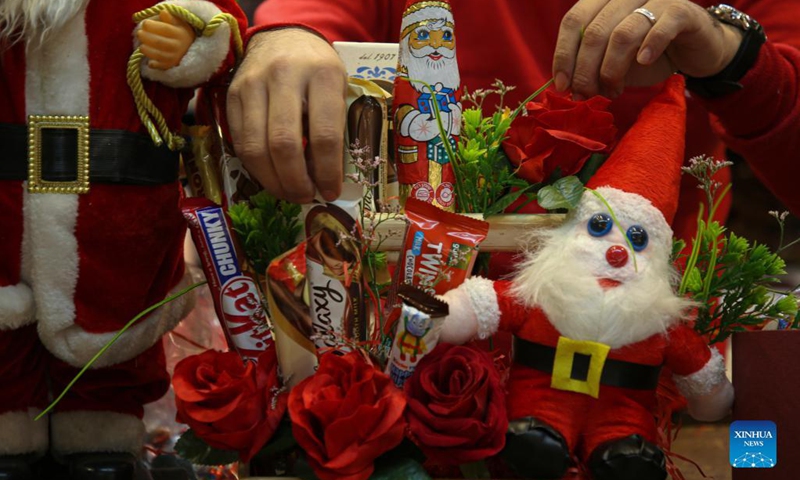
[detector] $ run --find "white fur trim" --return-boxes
[51,411,144,456]
[686,379,733,422]
[24,191,79,343]
[38,273,195,369]
[0,284,35,330]
[440,277,499,344]
[24,4,90,115]
[673,348,727,398]
[0,409,48,455]
[137,0,231,88]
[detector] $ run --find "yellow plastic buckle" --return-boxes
[27,115,90,194]
[551,336,611,399]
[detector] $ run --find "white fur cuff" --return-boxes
[137,0,232,88]
[0,409,48,455]
[38,274,195,369]
[51,411,144,456]
[673,347,727,398]
[463,277,500,340]
[0,284,35,330]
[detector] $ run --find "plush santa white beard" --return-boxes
[400,37,460,92]
[511,226,693,349]
[0,0,88,47]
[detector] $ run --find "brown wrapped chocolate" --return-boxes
[266,242,318,387]
[303,184,367,352]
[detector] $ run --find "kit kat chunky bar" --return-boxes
[182,197,274,361]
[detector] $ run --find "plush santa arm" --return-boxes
[673,348,734,422]
[440,277,501,344]
[136,0,236,88]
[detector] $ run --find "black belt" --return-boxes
[513,336,662,391]
[0,123,179,185]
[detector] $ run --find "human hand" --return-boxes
[137,10,196,71]
[553,0,745,99]
[227,28,347,204]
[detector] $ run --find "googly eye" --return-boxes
[627,225,649,251]
[588,213,613,237]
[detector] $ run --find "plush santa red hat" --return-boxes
[585,75,687,227]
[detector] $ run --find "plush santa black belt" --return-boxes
[0,123,179,185]
[513,337,662,390]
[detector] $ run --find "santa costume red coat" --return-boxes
[441,76,733,466]
[0,0,245,457]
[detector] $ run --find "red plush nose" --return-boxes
[606,245,628,268]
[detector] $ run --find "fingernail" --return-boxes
[637,47,652,65]
[554,72,569,92]
[322,189,339,201]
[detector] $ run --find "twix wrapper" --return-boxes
[386,285,448,388]
[303,183,367,352]
[384,198,488,333]
[397,198,489,296]
[182,197,274,361]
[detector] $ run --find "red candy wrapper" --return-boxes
[182,197,274,361]
[302,184,366,352]
[398,198,489,295]
[266,242,318,387]
[385,198,488,332]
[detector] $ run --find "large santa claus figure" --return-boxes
[393,0,462,210]
[441,76,733,480]
[0,1,244,478]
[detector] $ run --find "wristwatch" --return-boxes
[684,4,766,99]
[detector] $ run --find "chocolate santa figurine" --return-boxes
[393,0,461,211]
[441,76,734,480]
[0,1,244,478]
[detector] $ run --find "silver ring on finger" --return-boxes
[633,7,657,26]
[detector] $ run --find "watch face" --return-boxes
[710,4,757,32]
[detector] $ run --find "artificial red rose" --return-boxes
[503,92,617,184]
[288,351,407,480]
[404,343,508,465]
[173,348,287,462]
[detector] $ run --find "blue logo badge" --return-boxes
[730,420,777,468]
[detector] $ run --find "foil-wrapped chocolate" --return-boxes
[393,0,462,210]
[386,284,449,387]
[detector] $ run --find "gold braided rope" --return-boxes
[127,4,244,151]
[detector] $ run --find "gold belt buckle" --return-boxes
[27,115,90,194]
[551,336,611,399]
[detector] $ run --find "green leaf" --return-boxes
[252,416,297,460]
[175,429,239,466]
[577,153,608,184]
[685,267,703,293]
[537,176,584,211]
[484,184,534,217]
[776,295,799,316]
[463,108,483,128]
[369,457,432,480]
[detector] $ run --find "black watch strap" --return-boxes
[685,6,766,99]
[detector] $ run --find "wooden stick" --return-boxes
[372,213,565,252]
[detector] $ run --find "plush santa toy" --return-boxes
[441,76,734,480]
[0,1,244,478]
